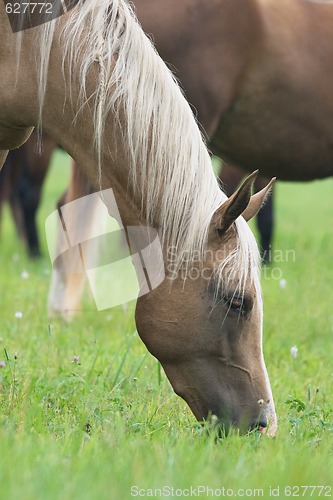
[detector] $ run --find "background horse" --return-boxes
[0,0,276,434]
[136,0,333,181]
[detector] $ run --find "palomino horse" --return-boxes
[0,130,56,256]
[0,0,276,434]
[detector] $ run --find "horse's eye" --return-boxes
[224,295,250,316]
[226,297,244,313]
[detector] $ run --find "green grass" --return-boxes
[0,150,332,499]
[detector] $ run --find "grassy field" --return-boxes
[0,149,332,499]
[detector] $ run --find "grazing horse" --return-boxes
[0,0,276,434]
[0,130,56,256]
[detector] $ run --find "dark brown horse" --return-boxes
[134,0,333,259]
[0,0,277,435]
[135,0,333,181]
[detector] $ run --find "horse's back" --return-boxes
[135,0,262,136]
[212,0,333,179]
[136,0,333,180]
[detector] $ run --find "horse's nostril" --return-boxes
[249,416,268,432]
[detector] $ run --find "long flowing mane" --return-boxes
[34,0,260,295]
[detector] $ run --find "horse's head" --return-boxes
[135,172,277,436]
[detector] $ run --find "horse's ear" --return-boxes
[212,170,258,235]
[242,177,276,221]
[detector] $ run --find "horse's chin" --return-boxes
[264,403,278,437]
[265,418,278,437]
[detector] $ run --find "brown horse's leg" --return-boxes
[7,146,39,254]
[254,177,274,264]
[218,162,245,196]
[21,132,56,257]
[219,163,274,262]
[0,149,27,243]
[15,173,42,257]
[3,132,56,257]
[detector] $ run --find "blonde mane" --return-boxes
[35,0,260,297]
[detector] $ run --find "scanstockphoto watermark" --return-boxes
[3,0,81,32]
[166,245,235,282]
[131,485,265,497]
[166,245,297,282]
[261,246,296,281]
[130,484,332,497]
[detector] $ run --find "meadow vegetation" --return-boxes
[0,149,332,499]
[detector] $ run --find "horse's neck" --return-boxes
[42,101,142,228]
[35,27,143,229]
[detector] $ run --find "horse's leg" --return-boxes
[0,130,50,256]
[254,177,274,264]
[4,138,40,256]
[9,188,26,242]
[3,149,28,244]
[48,254,88,320]
[20,132,56,257]
[219,163,274,261]
[48,161,94,320]
[16,174,42,257]
[218,162,244,196]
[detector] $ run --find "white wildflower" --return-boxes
[290,345,298,359]
[279,278,287,289]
